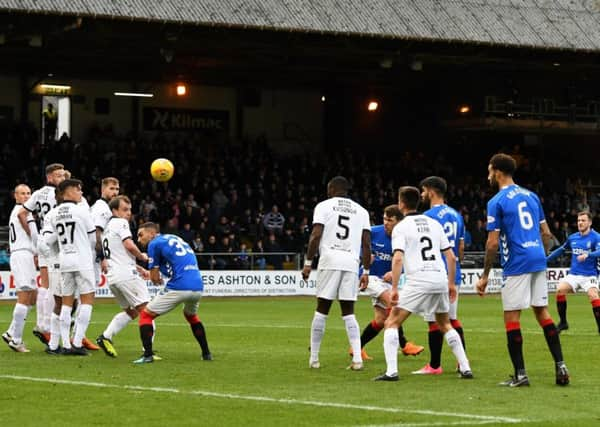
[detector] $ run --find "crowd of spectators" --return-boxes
[1,120,599,270]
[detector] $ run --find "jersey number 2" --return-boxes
[420,236,436,261]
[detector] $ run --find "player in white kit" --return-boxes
[43,179,98,355]
[2,185,38,352]
[302,176,371,371]
[90,177,120,285]
[96,195,150,357]
[374,186,472,381]
[18,163,65,345]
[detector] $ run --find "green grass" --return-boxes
[0,294,598,426]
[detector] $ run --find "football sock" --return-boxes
[540,318,564,363]
[360,320,383,348]
[342,314,361,363]
[451,319,466,350]
[506,322,525,375]
[185,314,210,355]
[49,312,60,350]
[42,291,55,333]
[139,311,155,357]
[383,328,399,377]
[11,303,28,343]
[103,311,132,340]
[591,299,600,332]
[72,304,92,348]
[398,326,408,349]
[309,312,327,362]
[59,305,72,349]
[428,323,443,369]
[445,328,470,372]
[556,294,567,324]
[36,287,47,331]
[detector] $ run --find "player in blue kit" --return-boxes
[476,153,569,387]
[414,176,466,375]
[134,222,211,364]
[355,205,424,360]
[547,211,600,333]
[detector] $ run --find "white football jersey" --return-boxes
[102,217,137,283]
[48,201,95,272]
[313,197,370,273]
[23,185,56,226]
[391,214,452,292]
[39,207,61,272]
[9,204,36,253]
[91,198,111,231]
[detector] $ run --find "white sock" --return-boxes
[42,292,55,332]
[103,312,132,340]
[49,313,61,350]
[59,305,72,349]
[310,312,327,362]
[342,314,362,363]
[383,328,399,377]
[445,328,470,372]
[7,319,16,336]
[11,303,29,343]
[73,304,93,347]
[36,288,48,330]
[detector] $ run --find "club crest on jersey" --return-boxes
[487,215,495,223]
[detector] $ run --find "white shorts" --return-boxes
[424,291,460,321]
[316,270,359,301]
[501,271,548,311]
[147,289,203,316]
[362,276,392,309]
[48,269,64,297]
[396,285,450,318]
[562,274,598,293]
[110,277,150,309]
[9,250,37,291]
[62,270,95,296]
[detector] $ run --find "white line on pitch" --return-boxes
[358,421,515,427]
[0,375,523,424]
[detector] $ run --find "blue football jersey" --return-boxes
[486,184,547,275]
[369,225,392,278]
[148,234,203,291]
[424,204,465,285]
[547,230,600,276]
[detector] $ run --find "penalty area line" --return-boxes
[0,375,523,424]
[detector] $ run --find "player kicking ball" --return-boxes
[134,222,211,364]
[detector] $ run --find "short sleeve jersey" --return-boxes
[48,201,95,272]
[423,204,465,285]
[486,184,547,275]
[368,225,392,278]
[40,207,60,272]
[102,217,137,283]
[9,204,36,253]
[312,197,370,273]
[91,198,112,231]
[148,234,203,291]
[23,185,56,227]
[391,213,451,292]
[563,231,600,276]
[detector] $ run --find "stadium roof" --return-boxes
[1,0,600,52]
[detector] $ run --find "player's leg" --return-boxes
[34,265,50,340]
[356,306,386,360]
[412,319,443,375]
[60,273,76,352]
[339,271,362,369]
[70,271,96,354]
[449,293,466,350]
[309,270,336,368]
[374,307,410,381]
[182,293,211,360]
[375,288,423,356]
[531,271,569,386]
[435,309,471,378]
[584,280,600,333]
[555,280,574,331]
[45,270,64,353]
[6,290,35,352]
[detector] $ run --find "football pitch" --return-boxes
[0,294,597,427]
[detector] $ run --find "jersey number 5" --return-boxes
[336,215,350,240]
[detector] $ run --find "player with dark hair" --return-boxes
[135,221,211,364]
[476,153,569,387]
[547,211,600,333]
[414,176,467,375]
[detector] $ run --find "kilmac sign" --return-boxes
[143,107,229,132]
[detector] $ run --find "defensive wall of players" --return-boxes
[0,268,570,299]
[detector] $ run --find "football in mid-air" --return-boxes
[150,158,174,182]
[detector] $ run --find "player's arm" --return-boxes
[358,229,372,289]
[95,227,104,261]
[17,207,34,237]
[547,240,567,262]
[540,221,553,255]
[390,250,403,306]
[123,238,149,262]
[458,238,465,263]
[476,229,499,296]
[149,267,162,284]
[443,248,457,302]
[301,223,323,280]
